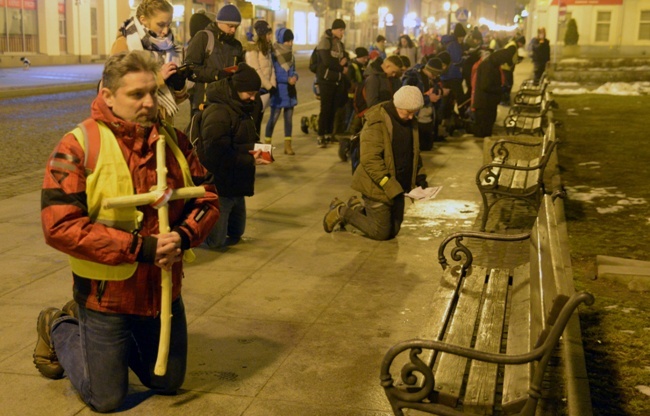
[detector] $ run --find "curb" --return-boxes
[0,82,97,100]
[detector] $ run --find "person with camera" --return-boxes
[110,0,187,125]
[185,4,245,117]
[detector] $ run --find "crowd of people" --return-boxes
[30,0,551,412]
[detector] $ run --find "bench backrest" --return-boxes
[529,194,573,349]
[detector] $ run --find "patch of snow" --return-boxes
[559,58,590,64]
[618,198,647,206]
[565,186,626,202]
[553,88,591,95]
[635,385,650,397]
[583,107,591,110]
[597,206,625,214]
[550,81,650,96]
[578,161,600,167]
[604,305,618,310]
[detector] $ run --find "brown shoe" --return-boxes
[323,198,345,233]
[33,307,65,379]
[62,299,79,319]
[346,195,364,211]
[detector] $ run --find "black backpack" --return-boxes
[186,104,239,171]
[308,47,319,73]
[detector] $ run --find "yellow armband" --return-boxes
[379,176,389,187]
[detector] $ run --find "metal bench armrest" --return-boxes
[438,231,530,272]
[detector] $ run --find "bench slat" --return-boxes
[464,268,511,413]
[510,159,530,190]
[496,159,515,189]
[526,157,541,189]
[502,264,533,413]
[434,266,489,407]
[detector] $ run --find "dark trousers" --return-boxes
[318,81,344,137]
[502,70,514,104]
[474,104,498,138]
[441,78,465,119]
[342,195,405,241]
[418,121,435,151]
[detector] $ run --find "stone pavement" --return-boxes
[0,61,549,415]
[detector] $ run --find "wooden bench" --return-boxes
[504,90,554,136]
[516,72,548,99]
[476,123,557,232]
[513,77,549,108]
[380,195,594,416]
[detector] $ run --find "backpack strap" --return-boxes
[201,29,215,56]
[76,119,101,174]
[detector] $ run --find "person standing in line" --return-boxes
[473,47,517,138]
[530,28,550,83]
[199,63,271,250]
[246,20,277,136]
[499,35,526,105]
[33,50,219,412]
[110,0,187,124]
[369,35,387,61]
[322,86,428,241]
[337,47,370,162]
[439,23,467,135]
[362,55,404,111]
[184,3,244,117]
[402,58,445,151]
[265,27,299,155]
[315,19,348,148]
[395,35,418,70]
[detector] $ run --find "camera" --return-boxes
[166,64,196,90]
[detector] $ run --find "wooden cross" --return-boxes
[103,135,205,376]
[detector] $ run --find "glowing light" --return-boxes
[172,5,184,18]
[521,9,529,18]
[478,17,519,32]
[385,13,394,26]
[355,2,367,16]
[443,2,451,12]
[426,16,436,24]
[404,12,417,29]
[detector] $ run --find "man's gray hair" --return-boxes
[102,50,159,92]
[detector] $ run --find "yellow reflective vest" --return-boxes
[68,120,193,281]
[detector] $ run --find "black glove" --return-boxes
[217,69,234,80]
[269,86,277,95]
[416,175,428,189]
[287,84,297,98]
[165,72,186,91]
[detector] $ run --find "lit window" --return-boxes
[308,12,319,45]
[293,11,306,45]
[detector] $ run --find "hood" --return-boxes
[440,34,456,46]
[364,58,385,77]
[205,78,246,115]
[275,27,287,43]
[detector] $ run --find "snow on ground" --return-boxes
[565,185,647,215]
[550,81,650,96]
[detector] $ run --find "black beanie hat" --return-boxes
[355,47,369,58]
[282,28,294,43]
[232,63,261,92]
[376,35,386,42]
[332,19,346,30]
[425,58,444,74]
[254,20,272,37]
[453,23,467,38]
[436,51,451,66]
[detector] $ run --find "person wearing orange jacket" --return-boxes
[34,51,219,413]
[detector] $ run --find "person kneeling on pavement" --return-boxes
[323,85,428,241]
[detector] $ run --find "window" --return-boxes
[595,11,611,42]
[58,0,66,53]
[292,11,319,45]
[641,10,650,40]
[0,0,39,53]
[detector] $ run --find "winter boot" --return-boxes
[264,137,272,144]
[33,307,65,379]
[323,198,345,233]
[284,138,295,155]
[317,136,327,148]
[300,116,309,134]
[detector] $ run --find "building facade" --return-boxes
[526,0,650,56]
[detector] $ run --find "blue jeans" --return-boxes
[205,196,246,248]
[51,298,187,412]
[265,106,294,138]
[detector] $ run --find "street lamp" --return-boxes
[443,2,458,34]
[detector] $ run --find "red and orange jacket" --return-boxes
[41,93,219,316]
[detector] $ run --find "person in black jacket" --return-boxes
[315,19,348,148]
[531,27,551,83]
[473,48,517,138]
[199,63,270,249]
[185,4,245,117]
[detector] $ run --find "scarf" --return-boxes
[272,42,294,73]
[121,17,180,117]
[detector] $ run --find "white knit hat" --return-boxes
[393,86,424,111]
